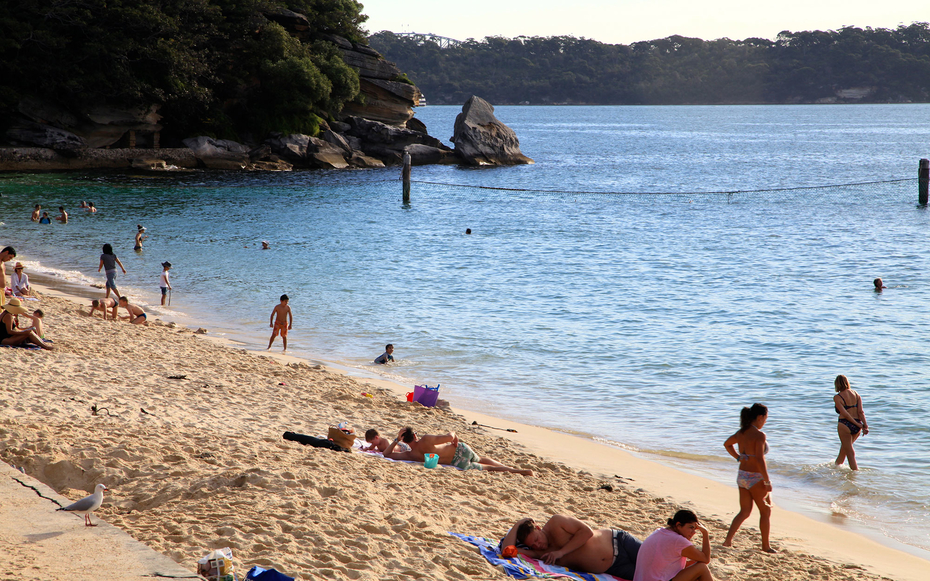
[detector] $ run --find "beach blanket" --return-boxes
[449,533,627,581]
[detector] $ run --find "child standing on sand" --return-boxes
[159,261,172,306]
[267,294,292,351]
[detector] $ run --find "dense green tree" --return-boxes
[0,0,364,141]
[370,24,930,105]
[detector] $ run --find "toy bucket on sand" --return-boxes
[424,453,439,468]
[413,384,440,407]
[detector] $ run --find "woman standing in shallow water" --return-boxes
[834,374,868,470]
[722,403,776,553]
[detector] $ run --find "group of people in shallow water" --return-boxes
[491,374,869,580]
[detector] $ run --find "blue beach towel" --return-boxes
[449,533,626,580]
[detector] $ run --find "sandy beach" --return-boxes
[1,282,925,581]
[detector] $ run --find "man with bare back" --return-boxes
[501,515,641,579]
[383,427,533,476]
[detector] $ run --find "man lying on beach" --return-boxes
[117,296,147,324]
[383,427,533,476]
[500,515,641,579]
[89,297,118,319]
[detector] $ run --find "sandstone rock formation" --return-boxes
[183,136,250,170]
[5,121,86,153]
[327,35,421,127]
[452,96,534,166]
[15,98,162,148]
[343,116,454,165]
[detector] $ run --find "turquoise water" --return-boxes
[2,104,930,553]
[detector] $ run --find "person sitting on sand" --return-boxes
[501,515,641,579]
[26,309,45,338]
[0,298,53,349]
[89,297,118,319]
[383,427,533,476]
[56,207,68,224]
[118,296,147,324]
[10,263,30,297]
[267,294,292,351]
[39,212,51,224]
[374,344,394,364]
[633,510,713,581]
[31,204,41,222]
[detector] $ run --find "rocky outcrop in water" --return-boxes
[452,96,534,166]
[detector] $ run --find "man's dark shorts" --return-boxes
[604,529,641,580]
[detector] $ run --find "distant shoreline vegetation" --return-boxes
[369,25,930,106]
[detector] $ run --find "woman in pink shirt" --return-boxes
[633,510,713,581]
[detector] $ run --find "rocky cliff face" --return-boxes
[261,6,420,128]
[329,36,421,127]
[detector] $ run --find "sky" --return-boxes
[359,0,927,45]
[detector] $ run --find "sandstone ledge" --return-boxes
[0,147,197,172]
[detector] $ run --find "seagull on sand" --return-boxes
[57,484,107,526]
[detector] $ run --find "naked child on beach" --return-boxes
[268,294,292,351]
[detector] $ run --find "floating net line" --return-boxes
[1,172,920,203]
[407,177,920,203]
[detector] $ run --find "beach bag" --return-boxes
[413,384,440,407]
[327,425,356,449]
[245,566,294,581]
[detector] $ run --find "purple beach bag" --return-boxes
[413,384,440,407]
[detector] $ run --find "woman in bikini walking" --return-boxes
[722,403,775,552]
[834,374,868,470]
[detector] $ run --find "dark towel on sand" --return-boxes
[283,431,351,452]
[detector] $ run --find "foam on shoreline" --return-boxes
[7,271,927,581]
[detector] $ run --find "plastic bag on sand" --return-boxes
[197,547,237,581]
[246,566,295,581]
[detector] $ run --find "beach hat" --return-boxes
[2,298,28,315]
[138,224,145,231]
[162,261,172,268]
[13,262,24,270]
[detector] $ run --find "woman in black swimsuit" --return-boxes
[834,374,868,470]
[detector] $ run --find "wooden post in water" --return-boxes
[920,159,929,205]
[402,150,412,204]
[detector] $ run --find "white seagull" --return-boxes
[57,483,107,526]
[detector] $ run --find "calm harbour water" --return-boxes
[2,104,930,555]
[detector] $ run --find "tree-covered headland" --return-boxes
[369,24,930,105]
[0,0,369,143]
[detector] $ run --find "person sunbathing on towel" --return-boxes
[383,427,533,476]
[501,515,641,579]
